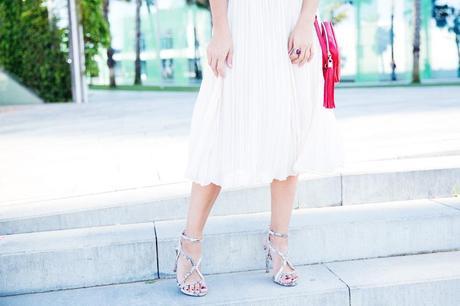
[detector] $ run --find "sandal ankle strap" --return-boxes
[181,230,203,242]
[268,226,288,238]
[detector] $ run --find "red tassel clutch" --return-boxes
[313,15,340,109]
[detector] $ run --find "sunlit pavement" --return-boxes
[0,86,459,204]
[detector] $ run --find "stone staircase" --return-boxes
[1,164,460,305]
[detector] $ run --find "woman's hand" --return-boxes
[288,19,314,67]
[207,26,233,78]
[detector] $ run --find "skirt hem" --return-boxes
[184,164,344,189]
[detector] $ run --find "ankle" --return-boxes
[181,239,201,253]
[268,227,289,251]
[183,229,203,240]
[179,230,203,255]
[269,235,288,251]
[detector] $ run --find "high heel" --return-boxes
[173,229,208,296]
[263,226,299,286]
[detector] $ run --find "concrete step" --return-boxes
[1,163,459,235]
[0,223,158,297]
[156,197,460,277]
[2,251,460,306]
[326,250,460,306]
[1,197,459,296]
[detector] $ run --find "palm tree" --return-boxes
[432,2,460,78]
[455,15,460,78]
[134,0,142,85]
[103,0,116,87]
[412,0,421,83]
[186,0,210,80]
[134,0,209,85]
[390,0,396,81]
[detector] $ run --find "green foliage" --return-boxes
[324,2,350,25]
[186,0,209,9]
[0,0,72,102]
[0,0,111,101]
[79,0,111,77]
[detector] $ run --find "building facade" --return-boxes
[92,0,460,86]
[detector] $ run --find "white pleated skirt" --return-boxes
[184,0,345,189]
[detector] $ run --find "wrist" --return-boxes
[295,18,314,32]
[212,21,231,36]
[297,13,315,27]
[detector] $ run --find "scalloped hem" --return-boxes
[184,164,343,190]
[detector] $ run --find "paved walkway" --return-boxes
[1,86,459,204]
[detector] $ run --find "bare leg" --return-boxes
[176,182,221,293]
[269,174,298,284]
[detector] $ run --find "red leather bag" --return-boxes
[313,15,340,108]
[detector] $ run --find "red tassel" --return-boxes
[324,67,335,108]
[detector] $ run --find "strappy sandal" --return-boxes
[173,229,208,296]
[263,226,299,286]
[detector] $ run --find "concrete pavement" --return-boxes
[0,86,459,204]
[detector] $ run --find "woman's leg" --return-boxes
[269,174,298,283]
[176,182,221,292]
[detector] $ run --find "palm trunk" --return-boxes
[390,1,397,81]
[134,0,142,85]
[412,0,421,83]
[103,0,116,88]
[456,34,460,78]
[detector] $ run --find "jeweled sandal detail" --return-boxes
[173,229,208,296]
[263,226,299,286]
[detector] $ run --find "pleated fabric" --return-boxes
[184,0,345,189]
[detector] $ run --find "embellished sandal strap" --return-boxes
[266,228,297,283]
[180,256,205,285]
[268,227,288,238]
[181,230,203,242]
[285,257,296,271]
[268,242,290,262]
[192,257,205,281]
[273,255,297,283]
[175,230,205,281]
[275,270,298,283]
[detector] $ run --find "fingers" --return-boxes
[291,45,306,64]
[289,47,300,62]
[209,56,218,77]
[291,44,314,67]
[207,49,232,78]
[306,45,314,63]
[216,57,226,77]
[299,45,313,66]
[298,48,308,66]
[287,35,294,55]
[226,48,233,68]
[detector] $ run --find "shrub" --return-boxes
[0,0,72,102]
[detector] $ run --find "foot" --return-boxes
[175,233,208,295]
[268,234,298,285]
